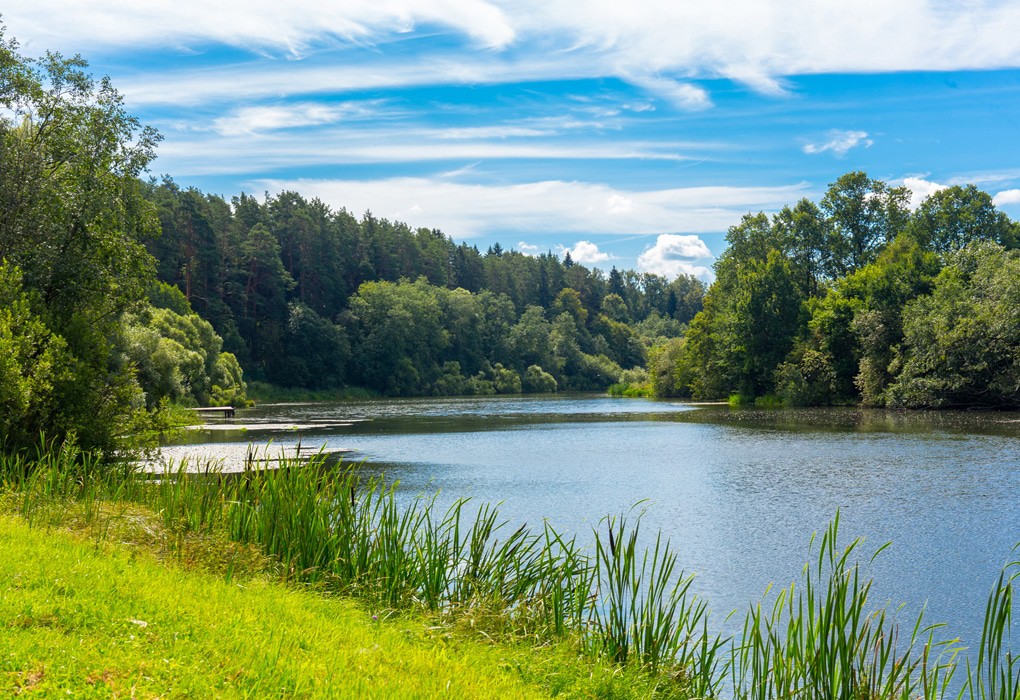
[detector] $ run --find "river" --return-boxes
[161,394,1020,649]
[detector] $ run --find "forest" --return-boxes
[650,174,1020,409]
[144,179,706,396]
[3,28,1020,461]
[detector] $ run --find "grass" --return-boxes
[0,514,675,698]
[608,382,656,398]
[1,439,1018,699]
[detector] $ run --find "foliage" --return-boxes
[887,243,1020,408]
[0,32,164,453]
[661,170,1017,408]
[142,179,703,396]
[774,348,837,406]
[0,264,74,449]
[122,303,247,408]
[522,364,558,393]
[0,29,249,456]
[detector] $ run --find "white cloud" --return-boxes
[210,102,380,135]
[803,130,873,157]
[636,234,713,281]
[254,176,809,239]
[606,194,633,214]
[626,75,712,111]
[6,0,515,53]
[156,135,697,173]
[517,241,544,255]
[438,126,550,139]
[993,189,1020,206]
[561,240,611,263]
[12,0,1020,109]
[902,177,948,209]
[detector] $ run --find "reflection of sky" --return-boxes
[6,4,1020,276]
[162,397,1020,654]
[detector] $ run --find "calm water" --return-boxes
[164,395,1020,647]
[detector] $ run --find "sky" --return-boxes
[5,1,1020,280]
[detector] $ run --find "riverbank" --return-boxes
[2,442,1017,698]
[0,499,679,698]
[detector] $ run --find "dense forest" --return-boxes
[3,29,1019,460]
[650,174,1020,408]
[147,169,1020,410]
[143,180,706,395]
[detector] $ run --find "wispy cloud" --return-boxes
[636,234,713,281]
[7,0,515,53]
[155,135,700,174]
[626,75,712,111]
[438,126,551,139]
[210,101,382,135]
[253,176,808,239]
[10,0,1020,110]
[803,130,873,157]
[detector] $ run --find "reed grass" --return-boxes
[2,439,1018,699]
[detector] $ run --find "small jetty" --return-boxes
[190,406,236,418]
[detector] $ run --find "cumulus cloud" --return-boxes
[255,176,809,239]
[902,176,948,209]
[636,234,713,281]
[993,189,1020,206]
[803,130,873,157]
[517,241,544,255]
[561,241,611,264]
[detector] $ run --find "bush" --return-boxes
[522,365,558,393]
[774,349,837,406]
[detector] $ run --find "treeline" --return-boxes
[0,32,248,454]
[144,181,705,394]
[652,173,1020,408]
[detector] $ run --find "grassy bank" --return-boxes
[0,515,554,698]
[1,442,1018,698]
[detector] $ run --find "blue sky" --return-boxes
[6,1,1020,279]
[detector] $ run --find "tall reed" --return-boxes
[731,514,959,700]
[962,547,1019,700]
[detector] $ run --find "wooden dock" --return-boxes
[190,406,236,418]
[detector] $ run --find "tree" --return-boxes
[271,302,348,389]
[346,279,448,395]
[820,172,909,277]
[730,250,805,397]
[772,198,827,296]
[907,185,1019,256]
[888,243,1020,408]
[233,223,295,368]
[0,30,162,453]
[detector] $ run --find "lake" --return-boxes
[162,394,1020,648]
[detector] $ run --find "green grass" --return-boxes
[0,513,694,699]
[607,382,655,398]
